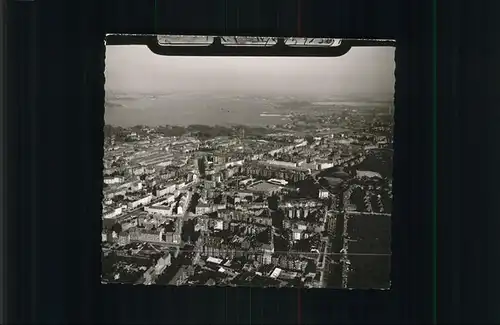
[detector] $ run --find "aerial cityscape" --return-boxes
[101,43,395,289]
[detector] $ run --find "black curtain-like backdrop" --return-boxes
[5,0,500,323]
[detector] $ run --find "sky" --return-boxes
[105,45,395,100]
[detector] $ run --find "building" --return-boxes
[244,161,309,183]
[118,232,131,246]
[268,178,288,186]
[145,205,174,216]
[130,228,162,242]
[356,170,382,179]
[240,178,254,186]
[144,167,156,174]
[103,206,123,219]
[246,181,283,195]
[128,195,153,209]
[318,189,329,199]
[126,181,143,193]
[154,253,172,275]
[261,244,274,265]
[104,176,124,185]
[103,188,127,200]
[196,203,213,215]
[214,219,224,231]
[132,167,145,176]
[292,228,303,241]
[270,267,282,279]
[155,183,177,197]
[169,266,188,286]
[145,198,179,216]
[264,160,300,168]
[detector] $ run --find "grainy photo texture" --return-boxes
[102,37,395,289]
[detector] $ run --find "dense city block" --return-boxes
[101,103,393,289]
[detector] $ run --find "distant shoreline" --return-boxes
[105,95,393,127]
[260,113,292,117]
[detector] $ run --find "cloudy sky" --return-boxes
[105,45,395,99]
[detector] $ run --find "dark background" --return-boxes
[5,0,499,323]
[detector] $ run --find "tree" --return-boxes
[111,222,122,235]
[305,135,315,145]
[327,196,333,208]
[132,125,144,131]
[271,210,284,228]
[267,195,279,211]
[197,158,206,178]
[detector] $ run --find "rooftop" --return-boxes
[247,181,282,193]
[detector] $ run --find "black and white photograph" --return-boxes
[101,37,395,289]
